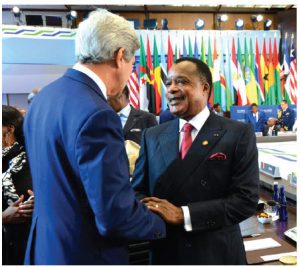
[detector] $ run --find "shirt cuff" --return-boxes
[181,206,192,232]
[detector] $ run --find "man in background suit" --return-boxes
[278,100,296,131]
[108,85,157,145]
[262,117,281,136]
[244,103,267,132]
[132,58,259,265]
[23,9,165,265]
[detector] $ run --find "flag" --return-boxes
[182,35,187,57]
[153,35,162,114]
[273,37,283,104]
[288,36,297,104]
[127,69,139,109]
[160,32,168,111]
[244,37,258,104]
[200,35,206,63]
[146,35,156,113]
[212,35,221,106]
[174,34,180,61]
[139,35,149,111]
[188,35,193,57]
[167,35,173,72]
[255,38,265,104]
[237,37,248,105]
[194,35,199,59]
[219,37,229,111]
[224,37,234,110]
[230,37,239,105]
[261,37,269,104]
[267,38,277,105]
[282,33,292,103]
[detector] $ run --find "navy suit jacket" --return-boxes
[244,110,267,132]
[23,69,165,265]
[132,113,259,264]
[279,107,296,130]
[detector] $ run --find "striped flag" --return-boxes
[182,35,187,57]
[188,35,193,57]
[288,35,297,104]
[146,35,156,114]
[267,38,277,105]
[194,35,199,59]
[237,37,248,105]
[139,35,149,111]
[230,37,239,105]
[212,35,221,106]
[273,37,283,104]
[167,35,173,72]
[255,38,265,104]
[127,69,139,109]
[261,37,269,103]
[201,35,206,63]
[153,35,162,114]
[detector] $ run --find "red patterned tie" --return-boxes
[181,123,194,159]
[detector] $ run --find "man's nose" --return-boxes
[167,81,178,94]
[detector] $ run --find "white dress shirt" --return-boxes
[179,106,210,232]
[118,103,131,128]
[73,63,107,100]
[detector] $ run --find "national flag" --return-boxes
[167,35,174,72]
[200,35,206,63]
[127,69,139,109]
[244,37,258,104]
[255,38,265,104]
[267,38,277,105]
[219,37,229,111]
[188,35,193,57]
[288,35,297,104]
[194,35,199,59]
[139,35,149,111]
[182,35,187,57]
[212,35,221,106]
[224,37,234,110]
[283,33,292,103]
[230,37,239,105]
[261,37,269,103]
[153,35,162,114]
[273,37,283,104]
[237,37,248,105]
[146,35,156,113]
[160,32,168,111]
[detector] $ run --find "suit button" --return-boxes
[201,179,207,186]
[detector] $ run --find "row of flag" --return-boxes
[127,33,297,115]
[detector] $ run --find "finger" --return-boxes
[13,195,24,206]
[19,209,33,214]
[19,203,34,209]
[142,197,162,203]
[28,189,34,196]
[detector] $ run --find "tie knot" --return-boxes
[183,123,193,133]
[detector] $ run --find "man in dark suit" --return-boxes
[278,100,296,131]
[131,58,259,265]
[262,117,281,136]
[23,9,165,265]
[244,103,267,132]
[108,85,157,145]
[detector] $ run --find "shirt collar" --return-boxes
[73,63,107,100]
[118,103,131,118]
[179,106,210,132]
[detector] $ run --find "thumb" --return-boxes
[13,195,24,206]
[28,189,34,196]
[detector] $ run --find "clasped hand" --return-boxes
[142,196,184,225]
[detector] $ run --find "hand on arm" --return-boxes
[142,197,184,225]
[19,189,34,218]
[2,195,26,224]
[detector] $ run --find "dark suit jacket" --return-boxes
[279,107,296,130]
[244,110,267,132]
[23,69,165,265]
[132,112,259,265]
[159,108,176,124]
[123,107,157,145]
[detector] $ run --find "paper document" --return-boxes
[261,251,297,262]
[244,238,281,252]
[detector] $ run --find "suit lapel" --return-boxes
[158,119,180,169]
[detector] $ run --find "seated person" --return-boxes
[210,103,223,116]
[262,117,281,136]
[244,103,267,132]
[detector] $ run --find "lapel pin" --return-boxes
[202,140,209,146]
[213,133,219,137]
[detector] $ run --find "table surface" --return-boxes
[241,190,297,265]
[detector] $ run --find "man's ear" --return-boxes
[115,48,126,68]
[203,82,210,96]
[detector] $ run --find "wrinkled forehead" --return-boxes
[168,61,199,79]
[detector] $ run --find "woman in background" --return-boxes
[2,105,34,265]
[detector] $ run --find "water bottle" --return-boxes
[278,186,288,222]
[272,182,279,202]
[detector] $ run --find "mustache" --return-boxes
[166,93,185,102]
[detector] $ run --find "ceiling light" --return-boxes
[195,19,205,30]
[235,19,244,30]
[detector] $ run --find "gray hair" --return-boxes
[75,9,139,64]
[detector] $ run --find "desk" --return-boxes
[241,191,297,265]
